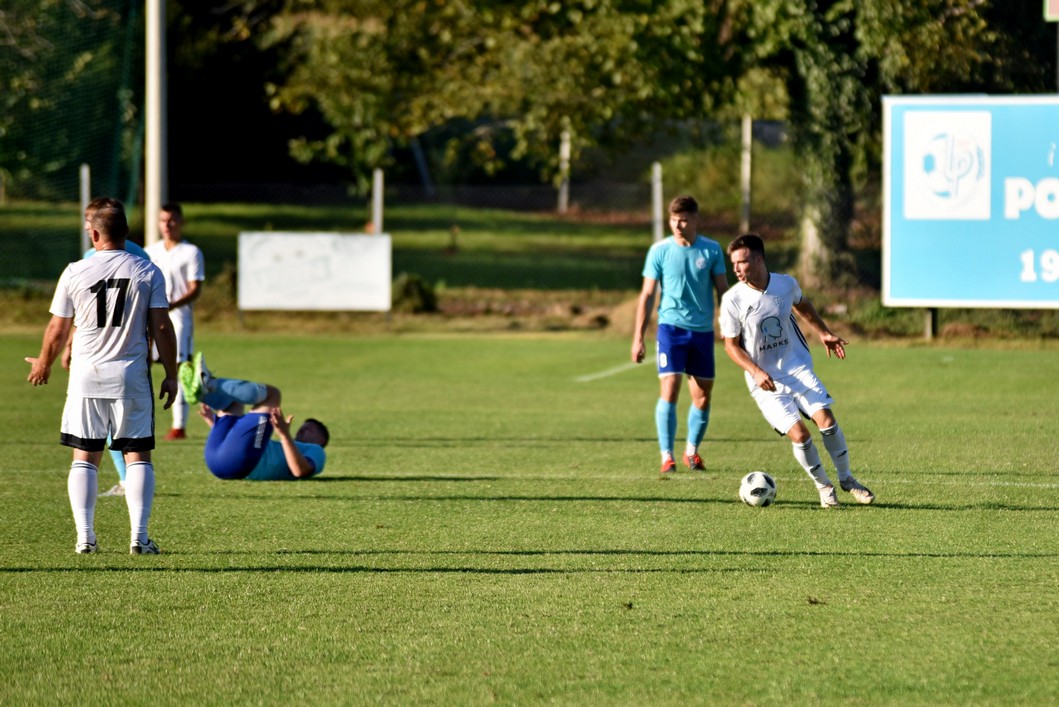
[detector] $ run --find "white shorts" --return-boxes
[749,367,833,435]
[60,395,156,452]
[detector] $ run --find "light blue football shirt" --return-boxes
[642,235,727,332]
[245,439,326,481]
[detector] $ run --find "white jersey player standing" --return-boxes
[145,202,205,441]
[718,233,876,508]
[27,197,179,553]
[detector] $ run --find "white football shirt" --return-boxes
[50,249,169,399]
[144,239,205,315]
[718,273,814,387]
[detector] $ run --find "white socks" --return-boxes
[68,461,98,545]
[124,461,155,545]
[820,424,852,482]
[172,390,189,430]
[791,439,833,489]
[792,425,853,489]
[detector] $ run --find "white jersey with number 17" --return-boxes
[50,249,169,399]
[718,273,814,388]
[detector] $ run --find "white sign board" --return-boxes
[238,232,391,311]
[883,95,1059,308]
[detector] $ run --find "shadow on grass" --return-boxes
[0,565,771,574]
[156,490,1059,513]
[342,436,766,446]
[6,546,1056,575]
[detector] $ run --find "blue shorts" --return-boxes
[204,413,273,480]
[656,324,716,378]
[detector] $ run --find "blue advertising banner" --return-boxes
[883,95,1059,308]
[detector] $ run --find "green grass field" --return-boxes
[2,332,1058,704]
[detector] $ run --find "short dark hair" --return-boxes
[727,232,765,257]
[301,418,330,447]
[668,195,699,215]
[160,202,183,218]
[86,197,128,242]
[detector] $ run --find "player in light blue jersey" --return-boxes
[182,353,329,481]
[59,206,153,498]
[632,195,729,474]
[719,233,875,508]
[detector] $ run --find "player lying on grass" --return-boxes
[180,353,329,481]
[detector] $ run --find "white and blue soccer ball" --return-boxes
[739,472,777,507]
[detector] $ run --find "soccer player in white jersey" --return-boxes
[631,195,729,475]
[26,197,179,553]
[145,203,205,441]
[718,233,875,508]
[58,207,153,499]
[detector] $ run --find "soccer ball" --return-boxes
[739,472,777,507]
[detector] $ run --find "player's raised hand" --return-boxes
[197,404,216,428]
[821,333,847,359]
[270,407,295,438]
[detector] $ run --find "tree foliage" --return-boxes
[0,0,142,200]
[733,0,1056,288]
[241,0,746,189]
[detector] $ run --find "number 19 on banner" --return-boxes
[1020,249,1059,282]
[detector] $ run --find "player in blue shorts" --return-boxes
[631,195,729,474]
[181,353,329,481]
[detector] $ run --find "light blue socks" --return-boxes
[655,399,677,454]
[687,404,710,449]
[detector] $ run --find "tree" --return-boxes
[0,0,142,200]
[238,0,746,190]
[736,0,1056,289]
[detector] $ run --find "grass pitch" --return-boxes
[1,332,1057,704]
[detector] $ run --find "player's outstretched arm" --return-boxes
[793,297,847,359]
[26,315,73,386]
[270,408,317,478]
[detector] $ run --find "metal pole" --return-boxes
[740,114,752,233]
[145,0,167,246]
[924,308,938,341]
[558,130,571,214]
[80,164,91,252]
[372,168,384,234]
[651,161,664,242]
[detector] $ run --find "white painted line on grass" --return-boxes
[575,362,640,383]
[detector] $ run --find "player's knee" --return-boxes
[786,421,811,443]
[261,385,282,407]
[814,410,837,430]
